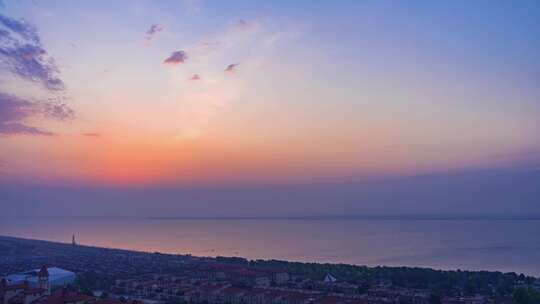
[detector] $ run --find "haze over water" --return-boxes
[2,217,539,277]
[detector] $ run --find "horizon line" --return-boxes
[3,214,540,221]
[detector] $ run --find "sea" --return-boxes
[1,217,539,276]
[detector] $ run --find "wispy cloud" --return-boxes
[235,19,255,31]
[0,13,73,137]
[81,132,100,138]
[224,63,239,72]
[42,97,74,120]
[164,18,301,140]
[0,92,73,136]
[0,13,64,91]
[189,74,200,81]
[0,122,54,136]
[164,50,187,65]
[145,24,163,41]
[237,19,248,28]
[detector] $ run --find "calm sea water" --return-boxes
[1,217,539,276]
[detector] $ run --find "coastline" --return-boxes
[1,234,538,279]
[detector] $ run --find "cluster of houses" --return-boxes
[0,266,98,304]
[109,262,452,304]
[111,274,369,304]
[0,263,500,304]
[1,266,52,304]
[106,261,502,304]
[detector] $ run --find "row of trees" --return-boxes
[249,259,536,297]
[74,271,116,295]
[513,288,540,304]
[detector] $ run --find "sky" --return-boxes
[0,0,539,216]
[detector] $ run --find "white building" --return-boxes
[6,267,75,289]
[323,274,337,284]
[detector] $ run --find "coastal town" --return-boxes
[1,236,539,304]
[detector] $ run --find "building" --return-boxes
[6,268,75,290]
[2,277,135,304]
[37,267,49,294]
[1,277,48,304]
[272,273,290,285]
[34,289,95,304]
[441,296,488,304]
[323,274,337,284]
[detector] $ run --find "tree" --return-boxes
[429,294,441,304]
[513,288,540,304]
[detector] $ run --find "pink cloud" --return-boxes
[81,133,100,138]
[189,74,201,81]
[164,50,187,64]
[0,93,72,136]
[0,13,65,91]
[145,24,163,41]
[224,63,239,73]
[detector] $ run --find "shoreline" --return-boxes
[1,234,538,279]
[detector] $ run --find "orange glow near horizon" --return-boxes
[3,122,531,187]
